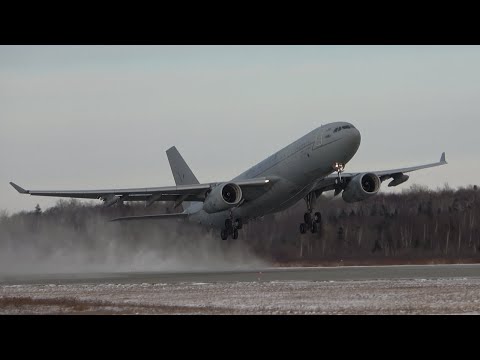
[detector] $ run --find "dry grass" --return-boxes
[273,257,480,267]
[0,296,235,314]
[0,297,109,313]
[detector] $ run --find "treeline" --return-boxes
[251,184,480,264]
[1,184,479,265]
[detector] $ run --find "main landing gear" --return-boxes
[299,162,345,235]
[221,216,242,240]
[299,192,322,234]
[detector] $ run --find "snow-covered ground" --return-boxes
[2,277,480,314]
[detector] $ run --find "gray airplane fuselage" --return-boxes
[188,122,361,228]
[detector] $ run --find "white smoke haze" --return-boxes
[0,208,268,276]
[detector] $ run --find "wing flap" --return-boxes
[10,183,211,200]
[110,213,188,222]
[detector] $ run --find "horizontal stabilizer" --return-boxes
[110,213,188,222]
[10,182,29,194]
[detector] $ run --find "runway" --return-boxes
[1,263,479,286]
[1,264,480,314]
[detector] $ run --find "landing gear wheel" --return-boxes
[311,222,318,234]
[225,219,233,231]
[299,223,307,234]
[304,212,312,225]
[235,218,243,230]
[314,212,321,223]
[221,229,228,240]
[232,228,239,239]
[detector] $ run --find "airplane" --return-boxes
[10,122,447,240]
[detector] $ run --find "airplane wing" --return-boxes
[9,177,273,207]
[312,152,447,193]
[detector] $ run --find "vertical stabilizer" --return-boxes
[166,146,199,185]
[166,146,200,211]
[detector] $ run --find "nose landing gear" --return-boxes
[333,162,345,185]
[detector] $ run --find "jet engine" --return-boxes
[342,173,381,203]
[203,182,243,214]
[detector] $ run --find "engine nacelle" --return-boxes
[203,182,243,214]
[342,173,381,203]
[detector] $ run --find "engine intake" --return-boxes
[203,182,243,214]
[342,172,381,203]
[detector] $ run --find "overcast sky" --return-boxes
[1,45,479,213]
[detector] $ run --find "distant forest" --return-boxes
[1,184,479,266]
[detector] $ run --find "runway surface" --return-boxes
[1,263,480,285]
[1,264,480,314]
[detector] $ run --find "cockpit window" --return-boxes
[334,125,356,132]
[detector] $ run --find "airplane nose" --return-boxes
[335,125,361,165]
[343,125,361,153]
[352,127,361,148]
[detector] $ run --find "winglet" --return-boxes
[10,182,29,194]
[440,152,447,164]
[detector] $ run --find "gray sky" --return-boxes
[1,45,479,213]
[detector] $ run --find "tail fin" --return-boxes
[166,146,199,185]
[166,146,200,211]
